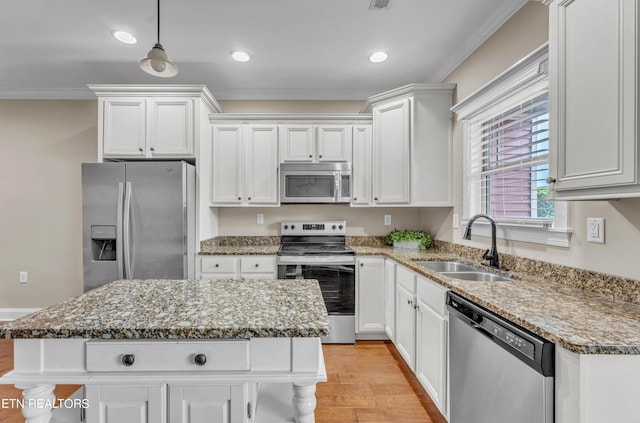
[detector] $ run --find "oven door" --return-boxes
[277,260,355,315]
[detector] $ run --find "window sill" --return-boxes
[461,220,572,248]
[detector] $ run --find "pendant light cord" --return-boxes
[156,0,161,44]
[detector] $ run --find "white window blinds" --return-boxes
[466,93,552,224]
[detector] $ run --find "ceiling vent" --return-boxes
[369,0,391,10]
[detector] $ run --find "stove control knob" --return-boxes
[284,225,289,230]
[339,225,344,230]
[332,225,337,230]
[291,225,296,230]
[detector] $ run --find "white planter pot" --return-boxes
[393,240,421,250]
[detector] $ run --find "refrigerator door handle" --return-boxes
[116,182,124,279]
[123,181,133,279]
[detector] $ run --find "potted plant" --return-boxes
[385,229,432,251]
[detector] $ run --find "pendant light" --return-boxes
[139,0,178,77]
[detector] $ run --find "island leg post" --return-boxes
[292,382,317,423]
[15,383,56,423]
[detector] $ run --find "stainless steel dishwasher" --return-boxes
[447,292,554,423]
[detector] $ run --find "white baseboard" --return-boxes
[0,308,42,321]
[356,332,389,341]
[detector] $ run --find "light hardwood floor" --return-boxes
[0,339,446,423]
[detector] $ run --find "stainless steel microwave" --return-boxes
[280,162,351,204]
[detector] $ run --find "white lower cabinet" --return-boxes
[85,385,166,423]
[384,259,396,342]
[169,384,252,423]
[395,266,417,368]
[356,257,386,335]
[415,275,448,417]
[392,265,448,418]
[199,256,276,280]
[86,384,253,423]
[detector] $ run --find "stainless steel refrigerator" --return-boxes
[82,161,196,291]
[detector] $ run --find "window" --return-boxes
[453,44,571,247]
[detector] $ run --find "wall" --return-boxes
[217,205,423,236]
[442,1,640,281]
[0,100,98,308]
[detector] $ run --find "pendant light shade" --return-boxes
[139,0,178,77]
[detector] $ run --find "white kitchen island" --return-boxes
[0,278,330,423]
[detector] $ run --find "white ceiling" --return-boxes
[0,0,527,101]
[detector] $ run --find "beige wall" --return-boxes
[218,206,423,236]
[0,100,98,308]
[443,1,640,281]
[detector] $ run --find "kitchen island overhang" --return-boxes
[0,278,330,423]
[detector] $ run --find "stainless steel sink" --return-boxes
[440,271,513,282]
[415,261,480,273]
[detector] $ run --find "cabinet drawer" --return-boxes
[417,275,447,316]
[86,340,250,372]
[396,265,416,294]
[240,256,275,274]
[201,256,238,273]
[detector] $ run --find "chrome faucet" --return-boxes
[463,214,500,269]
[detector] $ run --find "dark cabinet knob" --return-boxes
[309,154,313,158]
[194,354,207,366]
[238,197,242,200]
[255,263,259,268]
[353,198,357,201]
[121,354,135,366]
[374,197,378,201]
[150,147,155,152]
[319,155,323,158]
[360,263,364,267]
[138,148,144,152]
[215,264,219,268]
[546,177,556,184]
[248,197,251,200]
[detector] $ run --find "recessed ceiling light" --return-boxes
[231,51,251,62]
[369,52,388,63]
[112,30,137,45]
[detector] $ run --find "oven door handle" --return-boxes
[277,256,356,266]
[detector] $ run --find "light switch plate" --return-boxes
[256,214,264,225]
[384,215,391,226]
[587,218,605,243]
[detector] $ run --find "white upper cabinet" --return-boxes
[281,125,315,162]
[317,125,352,162]
[548,0,640,199]
[211,124,279,206]
[372,97,411,205]
[351,125,373,206]
[90,85,221,162]
[366,83,455,206]
[281,124,352,162]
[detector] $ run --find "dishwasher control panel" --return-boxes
[481,319,535,360]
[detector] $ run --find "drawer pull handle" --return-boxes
[194,354,207,366]
[121,354,135,366]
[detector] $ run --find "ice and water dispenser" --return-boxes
[90,225,117,261]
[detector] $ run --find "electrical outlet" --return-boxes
[452,213,459,229]
[384,215,391,226]
[256,214,264,224]
[587,218,605,244]
[19,271,28,284]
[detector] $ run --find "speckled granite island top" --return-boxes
[0,279,330,340]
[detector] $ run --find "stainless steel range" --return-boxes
[277,220,355,344]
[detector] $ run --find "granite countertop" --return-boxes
[0,279,330,340]
[197,239,640,354]
[354,246,640,355]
